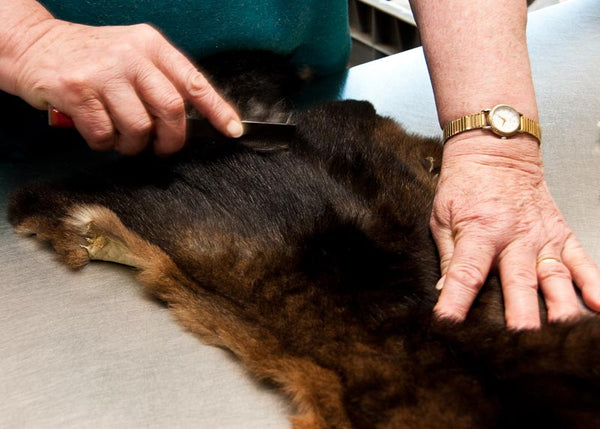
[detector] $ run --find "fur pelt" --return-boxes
[8,51,600,428]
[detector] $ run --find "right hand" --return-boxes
[13,19,243,155]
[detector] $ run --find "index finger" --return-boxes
[152,38,243,138]
[434,236,495,322]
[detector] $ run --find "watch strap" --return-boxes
[520,115,542,142]
[442,112,487,142]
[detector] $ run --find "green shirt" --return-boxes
[39,0,351,76]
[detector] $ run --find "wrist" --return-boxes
[0,3,55,95]
[442,129,543,172]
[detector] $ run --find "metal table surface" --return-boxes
[1,1,598,427]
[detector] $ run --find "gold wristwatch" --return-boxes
[442,104,541,144]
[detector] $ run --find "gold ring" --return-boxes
[536,257,562,266]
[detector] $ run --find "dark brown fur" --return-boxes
[8,51,600,428]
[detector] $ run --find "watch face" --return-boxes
[488,105,521,136]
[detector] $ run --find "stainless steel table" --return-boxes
[1,1,598,427]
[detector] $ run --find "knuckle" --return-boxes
[60,73,93,100]
[86,127,114,150]
[127,116,153,138]
[505,269,538,292]
[186,72,234,123]
[73,103,115,150]
[133,23,160,39]
[537,262,571,282]
[447,263,486,288]
[60,69,87,87]
[189,73,212,98]
[158,94,185,120]
[77,94,102,110]
[128,24,165,57]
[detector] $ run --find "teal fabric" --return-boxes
[38,0,351,76]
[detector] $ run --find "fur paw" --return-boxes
[9,191,140,269]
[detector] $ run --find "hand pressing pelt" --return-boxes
[431,132,600,329]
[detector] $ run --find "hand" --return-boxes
[12,19,243,155]
[431,132,600,329]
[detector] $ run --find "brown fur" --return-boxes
[7,51,600,428]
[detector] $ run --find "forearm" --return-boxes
[409,1,538,130]
[0,0,54,95]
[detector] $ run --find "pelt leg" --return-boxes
[14,203,157,270]
[81,224,143,267]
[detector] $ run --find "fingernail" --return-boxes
[226,119,244,138]
[435,275,446,291]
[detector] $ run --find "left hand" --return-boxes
[431,132,600,329]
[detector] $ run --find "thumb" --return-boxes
[148,38,244,138]
[432,226,454,291]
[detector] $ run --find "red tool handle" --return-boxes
[48,106,75,128]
